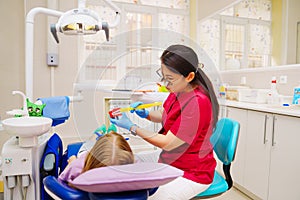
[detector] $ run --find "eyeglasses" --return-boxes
[156,68,163,78]
[156,68,183,86]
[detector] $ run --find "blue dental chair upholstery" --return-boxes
[193,118,240,199]
[43,175,89,200]
[43,175,153,200]
[43,142,159,200]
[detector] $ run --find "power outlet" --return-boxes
[279,75,287,84]
[47,53,58,66]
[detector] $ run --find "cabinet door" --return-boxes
[226,107,248,186]
[268,115,300,200]
[219,105,227,118]
[243,111,272,200]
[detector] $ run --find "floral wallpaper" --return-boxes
[198,19,220,68]
[235,0,271,20]
[199,0,272,70]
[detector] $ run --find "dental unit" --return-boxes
[2,90,53,200]
[2,1,122,199]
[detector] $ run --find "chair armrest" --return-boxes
[43,176,89,200]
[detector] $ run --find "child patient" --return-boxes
[58,131,135,184]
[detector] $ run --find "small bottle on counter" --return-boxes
[292,82,300,104]
[267,76,280,105]
[219,83,228,99]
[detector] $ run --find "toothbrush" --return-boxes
[109,102,162,118]
[119,102,162,112]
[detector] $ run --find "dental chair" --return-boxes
[193,118,240,199]
[43,142,182,200]
[43,176,156,200]
[43,118,239,200]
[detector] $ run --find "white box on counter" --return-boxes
[226,86,269,104]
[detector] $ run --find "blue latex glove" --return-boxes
[130,101,149,118]
[110,113,135,131]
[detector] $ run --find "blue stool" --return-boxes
[193,118,240,199]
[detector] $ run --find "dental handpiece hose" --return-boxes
[21,175,30,200]
[7,176,16,200]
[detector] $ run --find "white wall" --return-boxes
[0,0,26,153]
[220,65,300,96]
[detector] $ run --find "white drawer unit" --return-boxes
[226,106,300,200]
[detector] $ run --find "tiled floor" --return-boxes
[213,187,253,200]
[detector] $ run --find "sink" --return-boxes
[2,117,52,136]
[2,117,52,147]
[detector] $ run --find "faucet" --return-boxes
[10,91,29,117]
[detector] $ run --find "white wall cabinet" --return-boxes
[243,111,272,200]
[226,106,300,200]
[268,114,300,200]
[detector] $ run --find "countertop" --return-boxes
[220,99,300,118]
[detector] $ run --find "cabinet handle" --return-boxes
[263,115,268,144]
[271,115,277,146]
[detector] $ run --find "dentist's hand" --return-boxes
[110,113,135,131]
[130,102,149,118]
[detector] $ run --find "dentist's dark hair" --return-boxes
[160,44,219,128]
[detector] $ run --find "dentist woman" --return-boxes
[110,44,219,199]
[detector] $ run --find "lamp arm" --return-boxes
[26,7,63,24]
[108,13,121,29]
[50,24,60,43]
[101,22,109,41]
[103,0,121,14]
[78,0,86,9]
[103,0,121,28]
[25,7,63,101]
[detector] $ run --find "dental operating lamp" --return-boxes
[50,0,121,43]
[25,0,121,100]
[50,8,108,43]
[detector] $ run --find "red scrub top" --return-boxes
[158,86,216,184]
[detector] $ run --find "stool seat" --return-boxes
[195,171,228,197]
[193,118,240,199]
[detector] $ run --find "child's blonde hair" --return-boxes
[82,131,134,173]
